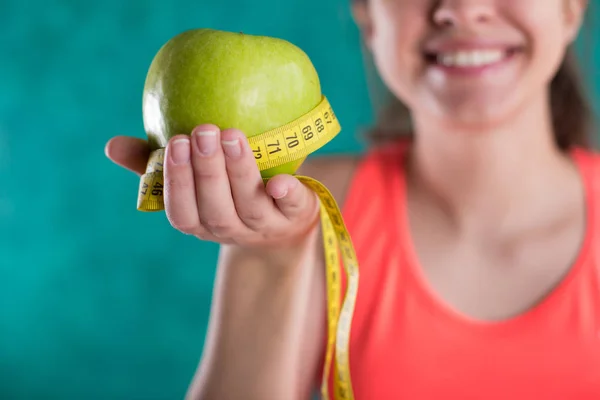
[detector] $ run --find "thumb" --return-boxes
[265,174,319,221]
[105,136,150,176]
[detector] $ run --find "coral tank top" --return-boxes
[322,141,600,399]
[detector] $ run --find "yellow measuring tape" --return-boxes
[136,95,358,400]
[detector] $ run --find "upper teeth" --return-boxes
[438,50,505,67]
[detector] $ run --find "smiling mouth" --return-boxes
[424,47,522,69]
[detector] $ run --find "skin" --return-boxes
[105,0,589,398]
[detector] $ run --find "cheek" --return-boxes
[369,9,426,106]
[518,13,570,85]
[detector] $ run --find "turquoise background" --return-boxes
[0,1,598,399]
[0,1,371,399]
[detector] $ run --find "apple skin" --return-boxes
[142,28,322,177]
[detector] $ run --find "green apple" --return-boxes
[142,28,323,178]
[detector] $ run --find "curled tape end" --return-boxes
[137,171,166,212]
[137,200,164,212]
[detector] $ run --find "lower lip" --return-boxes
[429,51,518,77]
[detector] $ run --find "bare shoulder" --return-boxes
[298,153,363,207]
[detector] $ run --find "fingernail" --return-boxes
[222,138,241,159]
[272,179,296,199]
[170,138,190,165]
[194,129,217,156]
[272,187,288,200]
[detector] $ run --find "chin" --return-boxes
[441,105,511,130]
[419,89,523,131]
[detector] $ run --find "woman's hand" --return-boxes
[105,124,320,249]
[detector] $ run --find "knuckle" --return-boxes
[280,198,309,218]
[192,158,226,181]
[169,220,198,235]
[165,214,198,235]
[199,216,234,236]
[164,176,194,195]
[228,166,252,181]
[194,231,215,242]
[282,200,303,213]
[194,168,223,181]
[238,208,266,227]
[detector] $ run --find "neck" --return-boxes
[407,91,574,233]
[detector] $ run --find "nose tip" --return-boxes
[433,1,493,27]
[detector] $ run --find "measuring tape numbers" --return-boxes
[136,95,359,400]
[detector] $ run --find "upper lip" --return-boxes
[423,37,523,55]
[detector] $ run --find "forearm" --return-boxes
[187,230,325,400]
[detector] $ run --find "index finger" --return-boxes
[105,136,150,175]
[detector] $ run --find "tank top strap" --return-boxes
[342,139,411,225]
[571,147,600,236]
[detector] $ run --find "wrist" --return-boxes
[220,222,320,277]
